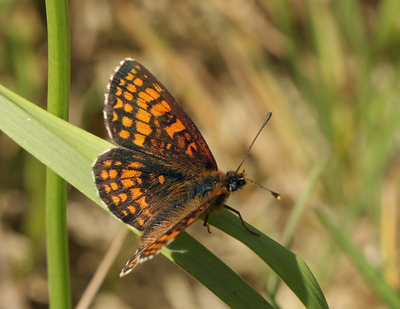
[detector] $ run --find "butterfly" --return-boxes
[93,59,277,277]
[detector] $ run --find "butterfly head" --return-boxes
[226,170,246,192]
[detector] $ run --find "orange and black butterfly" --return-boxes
[93,59,277,277]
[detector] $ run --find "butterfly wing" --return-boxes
[94,148,197,231]
[94,59,226,274]
[105,59,217,171]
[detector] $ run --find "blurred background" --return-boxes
[1,0,400,308]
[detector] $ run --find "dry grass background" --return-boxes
[1,0,400,308]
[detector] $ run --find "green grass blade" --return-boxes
[208,210,329,309]
[0,85,104,204]
[162,232,274,309]
[45,0,71,307]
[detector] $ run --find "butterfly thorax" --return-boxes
[183,170,246,213]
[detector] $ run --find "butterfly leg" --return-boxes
[223,205,260,236]
[203,212,212,234]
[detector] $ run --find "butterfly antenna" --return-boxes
[235,112,273,174]
[245,178,281,200]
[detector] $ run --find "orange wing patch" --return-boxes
[133,134,146,147]
[134,77,143,86]
[165,118,186,138]
[127,83,137,93]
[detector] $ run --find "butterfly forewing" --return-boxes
[105,59,217,171]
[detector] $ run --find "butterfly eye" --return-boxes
[229,182,237,191]
[229,178,246,192]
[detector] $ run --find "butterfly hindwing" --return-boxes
[94,147,198,231]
